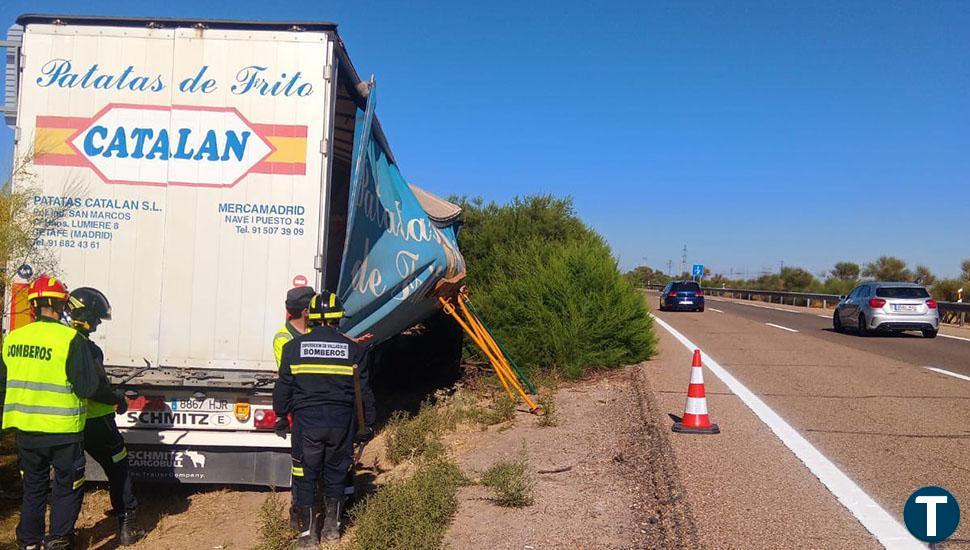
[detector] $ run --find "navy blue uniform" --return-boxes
[272,325,374,504]
[82,339,137,518]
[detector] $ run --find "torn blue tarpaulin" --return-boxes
[337,86,465,341]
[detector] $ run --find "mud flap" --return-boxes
[85,445,293,487]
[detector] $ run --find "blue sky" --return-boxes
[2,1,968,278]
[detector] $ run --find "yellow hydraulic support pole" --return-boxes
[439,297,540,413]
[456,294,538,412]
[439,297,514,397]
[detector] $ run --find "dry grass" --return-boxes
[481,451,535,508]
[537,391,559,427]
[253,491,291,550]
[384,401,447,465]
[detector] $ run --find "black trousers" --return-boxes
[17,441,86,545]
[291,412,354,506]
[84,414,137,515]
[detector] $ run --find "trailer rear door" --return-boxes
[12,22,334,371]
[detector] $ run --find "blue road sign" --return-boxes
[692,264,704,277]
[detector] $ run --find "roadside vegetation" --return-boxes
[253,491,290,550]
[384,403,448,465]
[456,195,655,379]
[536,391,559,427]
[626,256,970,303]
[350,386,521,550]
[0,156,75,326]
[481,451,535,508]
[351,458,466,550]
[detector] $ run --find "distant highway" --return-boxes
[647,290,970,547]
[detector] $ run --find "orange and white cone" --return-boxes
[672,349,720,434]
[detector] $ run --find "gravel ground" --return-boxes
[444,367,699,549]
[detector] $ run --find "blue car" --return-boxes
[659,281,705,312]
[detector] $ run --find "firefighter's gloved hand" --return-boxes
[274,417,290,439]
[113,390,128,415]
[354,426,374,444]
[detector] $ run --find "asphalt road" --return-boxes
[700,294,970,377]
[647,291,970,547]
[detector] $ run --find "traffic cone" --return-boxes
[672,349,720,434]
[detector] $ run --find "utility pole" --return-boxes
[667,259,673,276]
[680,244,688,277]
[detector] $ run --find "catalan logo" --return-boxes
[34,103,308,188]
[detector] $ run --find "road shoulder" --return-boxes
[443,367,699,549]
[642,325,880,549]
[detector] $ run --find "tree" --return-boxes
[830,262,860,280]
[624,265,669,287]
[1,155,77,326]
[931,279,963,302]
[779,267,817,292]
[862,256,911,282]
[456,195,655,378]
[914,265,935,286]
[754,273,784,291]
[962,259,970,281]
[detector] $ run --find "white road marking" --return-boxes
[766,322,799,333]
[924,367,970,382]
[709,307,724,313]
[650,314,921,549]
[817,314,831,319]
[939,334,970,343]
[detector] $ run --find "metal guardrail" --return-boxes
[643,284,970,325]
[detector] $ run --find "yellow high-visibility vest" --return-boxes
[273,322,301,369]
[2,321,86,433]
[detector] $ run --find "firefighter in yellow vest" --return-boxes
[274,286,316,369]
[272,286,315,529]
[0,275,114,550]
[67,288,144,546]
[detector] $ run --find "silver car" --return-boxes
[833,282,939,338]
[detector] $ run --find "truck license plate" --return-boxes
[119,396,237,429]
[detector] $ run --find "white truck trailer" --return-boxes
[3,15,465,485]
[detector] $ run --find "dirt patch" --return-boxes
[0,481,268,549]
[443,366,699,549]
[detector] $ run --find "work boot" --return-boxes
[321,496,343,542]
[44,536,74,550]
[295,506,319,549]
[17,543,41,550]
[118,511,146,546]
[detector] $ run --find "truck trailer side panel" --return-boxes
[11,23,333,372]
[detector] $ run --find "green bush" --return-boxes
[352,459,466,550]
[536,391,559,428]
[384,402,445,465]
[253,491,291,550]
[821,277,857,297]
[932,279,967,302]
[481,454,535,508]
[456,196,655,379]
